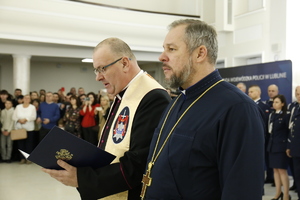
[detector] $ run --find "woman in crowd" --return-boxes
[268,94,291,200]
[12,94,37,164]
[63,95,81,137]
[39,94,45,103]
[79,92,99,145]
[95,95,110,139]
[30,91,39,101]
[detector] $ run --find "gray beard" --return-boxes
[165,60,193,89]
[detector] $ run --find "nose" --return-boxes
[159,51,168,62]
[95,73,104,81]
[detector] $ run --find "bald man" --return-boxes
[288,86,300,112]
[248,84,271,128]
[266,84,279,109]
[236,82,247,93]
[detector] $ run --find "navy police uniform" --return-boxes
[267,111,289,169]
[287,101,298,188]
[255,100,273,182]
[266,99,274,111]
[288,101,299,112]
[288,103,300,198]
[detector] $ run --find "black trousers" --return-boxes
[39,127,51,142]
[293,157,300,198]
[18,131,36,158]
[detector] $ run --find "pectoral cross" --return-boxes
[140,162,153,199]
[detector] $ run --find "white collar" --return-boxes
[254,98,261,103]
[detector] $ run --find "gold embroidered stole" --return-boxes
[99,72,164,200]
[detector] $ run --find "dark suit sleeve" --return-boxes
[218,102,265,199]
[76,89,170,200]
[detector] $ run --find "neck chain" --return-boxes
[140,79,224,199]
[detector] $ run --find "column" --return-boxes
[12,55,31,95]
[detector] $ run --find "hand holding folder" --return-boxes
[42,159,79,187]
[20,126,115,170]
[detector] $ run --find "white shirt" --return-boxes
[12,104,37,131]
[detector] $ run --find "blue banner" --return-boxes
[218,60,292,103]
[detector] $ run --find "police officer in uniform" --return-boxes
[287,86,300,199]
[287,86,300,191]
[266,84,279,110]
[248,85,272,184]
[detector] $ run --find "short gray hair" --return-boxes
[94,37,136,60]
[168,19,218,65]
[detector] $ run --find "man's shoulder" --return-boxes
[218,81,254,105]
[147,88,170,100]
[257,100,270,107]
[138,89,171,108]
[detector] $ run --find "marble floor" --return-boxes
[0,161,298,200]
[0,162,80,200]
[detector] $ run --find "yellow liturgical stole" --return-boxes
[100,72,164,200]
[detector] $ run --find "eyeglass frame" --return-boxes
[93,57,130,75]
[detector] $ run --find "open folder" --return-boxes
[19,126,115,170]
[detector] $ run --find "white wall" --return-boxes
[217,0,287,68]
[0,56,99,94]
[0,56,165,95]
[0,0,297,95]
[0,0,187,51]
[0,58,13,92]
[286,0,300,94]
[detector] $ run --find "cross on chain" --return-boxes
[140,162,154,199]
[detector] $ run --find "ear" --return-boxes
[122,57,131,72]
[195,45,207,63]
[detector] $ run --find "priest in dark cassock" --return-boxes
[42,37,171,200]
[141,19,265,200]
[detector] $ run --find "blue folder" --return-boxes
[22,126,115,170]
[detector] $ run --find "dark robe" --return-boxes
[77,88,170,200]
[145,70,265,200]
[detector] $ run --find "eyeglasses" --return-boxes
[93,57,123,75]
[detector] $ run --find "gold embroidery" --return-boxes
[55,149,73,161]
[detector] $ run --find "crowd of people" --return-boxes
[0,87,113,164]
[237,82,300,200]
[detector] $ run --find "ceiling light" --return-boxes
[82,58,93,63]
